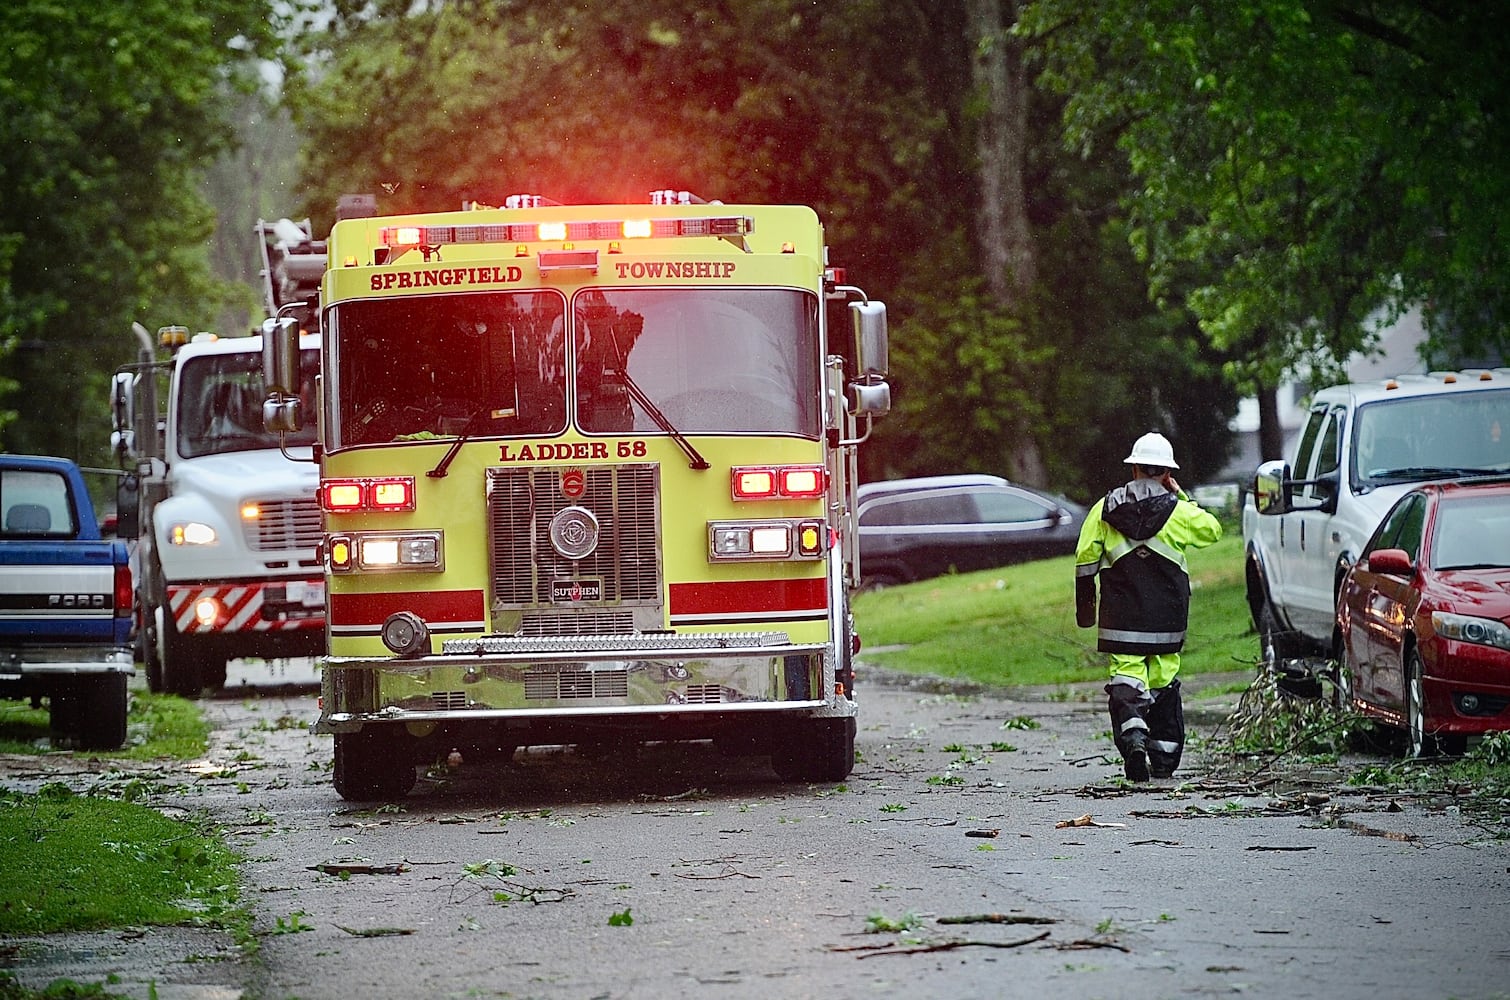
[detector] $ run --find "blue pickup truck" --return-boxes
[0,454,134,749]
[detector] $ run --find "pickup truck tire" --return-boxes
[333,729,418,801]
[47,675,128,751]
[77,675,129,751]
[1257,601,1303,666]
[771,716,855,783]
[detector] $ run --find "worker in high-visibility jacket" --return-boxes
[1075,432,1222,782]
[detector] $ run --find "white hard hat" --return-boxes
[1124,432,1179,469]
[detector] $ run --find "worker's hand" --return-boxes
[1162,473,1181,495]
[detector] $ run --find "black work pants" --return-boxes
[1106,677,1185,777]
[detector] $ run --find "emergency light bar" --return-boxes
[380,215,754,253]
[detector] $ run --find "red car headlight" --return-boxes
[1431,611,1510,652]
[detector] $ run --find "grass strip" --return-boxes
[0,783,240,935]
[853,533,1253,688]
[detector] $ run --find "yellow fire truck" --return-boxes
[262,191,890,800]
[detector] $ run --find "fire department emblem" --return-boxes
[549,505,599,560]
[561,467,586,499]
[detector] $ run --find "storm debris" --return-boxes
[1056,813,1127,829]
[937,914,1056,926]
[308,861,411,876]
[842,930,1053,958]
[336,926,415,937]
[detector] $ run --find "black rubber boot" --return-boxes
[1122,731,1151,783]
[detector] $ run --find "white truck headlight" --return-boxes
[170,521,217,545]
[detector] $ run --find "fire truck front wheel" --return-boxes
[771,717,856,783]
[333,729,418,802]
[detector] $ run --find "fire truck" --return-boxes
[110,219,329,695]
[261,191,891,800]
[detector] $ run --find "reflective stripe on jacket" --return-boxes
[1074,479,1222,654]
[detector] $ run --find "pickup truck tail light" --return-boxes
[114,565,133,618]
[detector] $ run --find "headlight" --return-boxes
[707,519,824,562]
[170,521,217,545]
[1432,611,1510,652]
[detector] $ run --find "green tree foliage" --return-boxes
[0,0,285,462]
[285,0,1235,497]
[1022,0,1510,385]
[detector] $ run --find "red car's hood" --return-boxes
[1430,569,1510,621]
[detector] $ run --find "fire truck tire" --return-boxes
[333,730,418,801]
[771,717,856,783]
[76,675,129,751]
[161,621,206,698]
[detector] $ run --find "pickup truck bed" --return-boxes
[0,455,134,749]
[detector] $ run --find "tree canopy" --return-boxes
[0,0,284,461]
[1023,0,1510,390]
[7,0,1502,498]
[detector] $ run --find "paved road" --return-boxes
[3,670,1508,1000]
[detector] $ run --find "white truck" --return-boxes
[1243,368,1510,693]
[110,220,328,695]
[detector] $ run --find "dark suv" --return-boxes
[856,474,1086,588]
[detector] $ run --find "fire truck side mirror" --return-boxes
[850,300,889,379]
[111,372,137,459]
[115,474,141,540]
[261,317,304,433]
[262,317,300,395]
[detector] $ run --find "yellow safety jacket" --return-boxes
[1075,480,1222,654]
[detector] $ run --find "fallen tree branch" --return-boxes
[855,930,1052,958]
[937,914,1056,926]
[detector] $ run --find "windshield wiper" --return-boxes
[616,367,710,470]
[597,315,709,470]
[427,406,494,479]
[1370,466,1502,479]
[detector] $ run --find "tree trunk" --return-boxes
[966,0,1046,485]
[1256,383,1285,462]
[967,0,1035,299]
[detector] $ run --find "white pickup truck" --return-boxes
[1243,369,1510,686]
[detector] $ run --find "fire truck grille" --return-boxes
[431,691,467,711]
[243,497,322,552]
[520,611,635,636]
[684,684,729,704]
[487,464,661,609]
[524,669,630,701]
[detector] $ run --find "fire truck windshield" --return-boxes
[575,288,820,437]
[328,291,568,447]
[178,349,319,459]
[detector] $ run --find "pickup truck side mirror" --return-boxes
[1254,459,1338,516]
[1253,460,1293,515]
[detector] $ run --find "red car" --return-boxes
[1335,479,1510,757]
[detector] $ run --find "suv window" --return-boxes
[860,492,972,527]
[972,488,1052,524]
